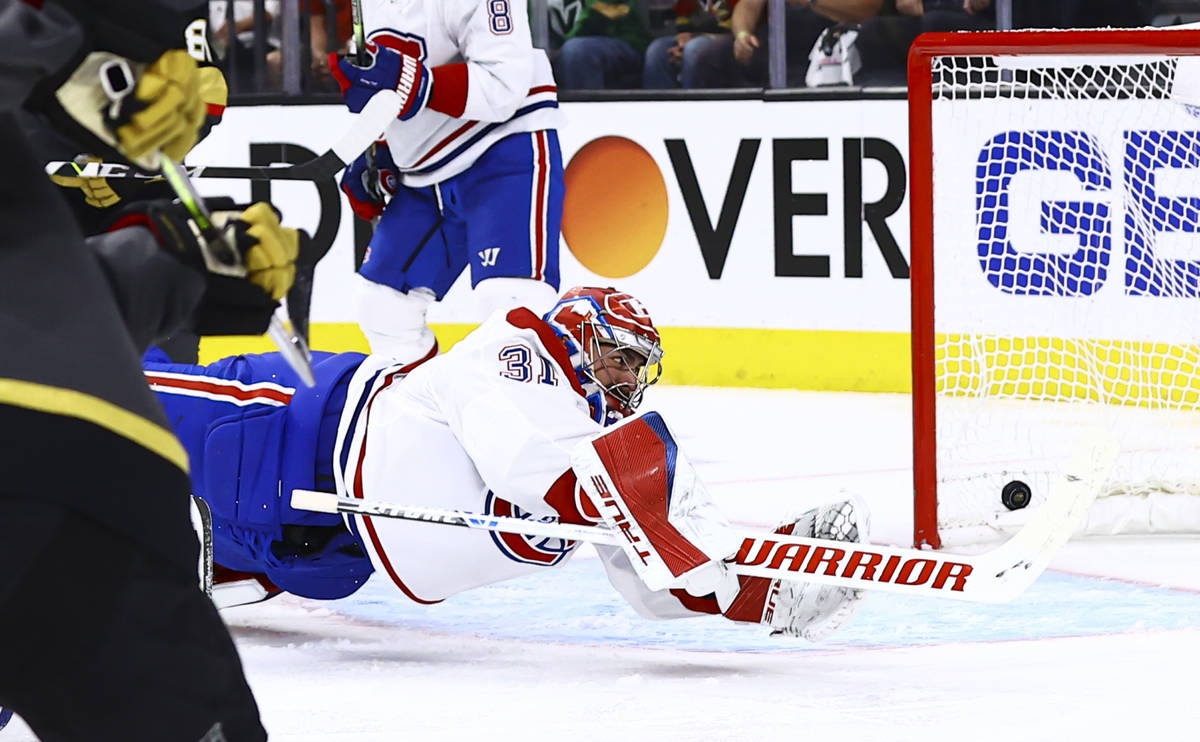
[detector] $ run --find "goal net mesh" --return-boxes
[927,49,1200,545]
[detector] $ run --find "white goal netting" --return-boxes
[924,44,1200,546]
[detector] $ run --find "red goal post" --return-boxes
[908,29,1200,550]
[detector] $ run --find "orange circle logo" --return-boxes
[562,136,668,278]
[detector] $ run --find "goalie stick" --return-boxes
[291,428,1119,604]
[43,88,404,182]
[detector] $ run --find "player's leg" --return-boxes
[679,35,720,89]
[456,130,563,317]
[0,498,265,741]
[145,350,370,603]
[356,184,462,364]
[643,35,682,89]
[143,350,306,474]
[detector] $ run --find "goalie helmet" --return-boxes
[543,286,664,425]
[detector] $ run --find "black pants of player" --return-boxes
[0,498,266,741]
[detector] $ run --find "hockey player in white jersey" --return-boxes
[330,0,564,366]
[145,286,866,639]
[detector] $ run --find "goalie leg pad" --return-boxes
[572,411,740,592]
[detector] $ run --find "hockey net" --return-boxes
[909,29,1200,549]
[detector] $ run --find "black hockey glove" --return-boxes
[108,198,301,335]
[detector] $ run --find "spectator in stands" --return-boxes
[260,1,352,91]
[854,0,993,87]
[689,0,883,88]
[306,0,353,88]
[555,0,652,89]
[539,0,586,51]
[210,1,281,91]
[644,1,739,89]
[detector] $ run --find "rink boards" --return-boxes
[189,97,913,390]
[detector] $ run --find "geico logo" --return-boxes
[733,537,973,592]
[976,129,1200,298]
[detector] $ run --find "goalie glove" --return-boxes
[107,198,301,335]
[720,498,870,641]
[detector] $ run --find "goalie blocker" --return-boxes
[573,411,869,639]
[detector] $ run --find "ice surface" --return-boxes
[5,387,1198,741]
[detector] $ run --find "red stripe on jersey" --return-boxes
[411,86,558,168]
[358,516,441,604]
[207,102,226,117]
[145,373,293,405]
[504,308,585,399]
[533,130,549,282]
[413,120,479,167]
[350,354,444,605]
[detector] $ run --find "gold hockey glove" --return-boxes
[235,201,299,301]
[108,198,301,335]
[111,50,206,162]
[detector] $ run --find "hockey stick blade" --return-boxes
[44,90,403,182]
[966,428,1120,601]
[738,429,1115,602]
[189,495,214,597]
[212,579,282,610]
[290,430,1116,604]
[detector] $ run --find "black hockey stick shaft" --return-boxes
[44,90,403,182]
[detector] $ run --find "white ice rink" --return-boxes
[6,387,1199,741]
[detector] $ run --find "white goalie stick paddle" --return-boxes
[291,428,1119,604]
[44,89,404,182]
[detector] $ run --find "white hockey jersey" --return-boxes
[332,309,599,603]
[360,0,563,187]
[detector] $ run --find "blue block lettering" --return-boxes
[975,130,1111,295]
[1123,130,1200,297]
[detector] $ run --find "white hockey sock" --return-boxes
[473,277,557,319]
[356,276,437,365]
